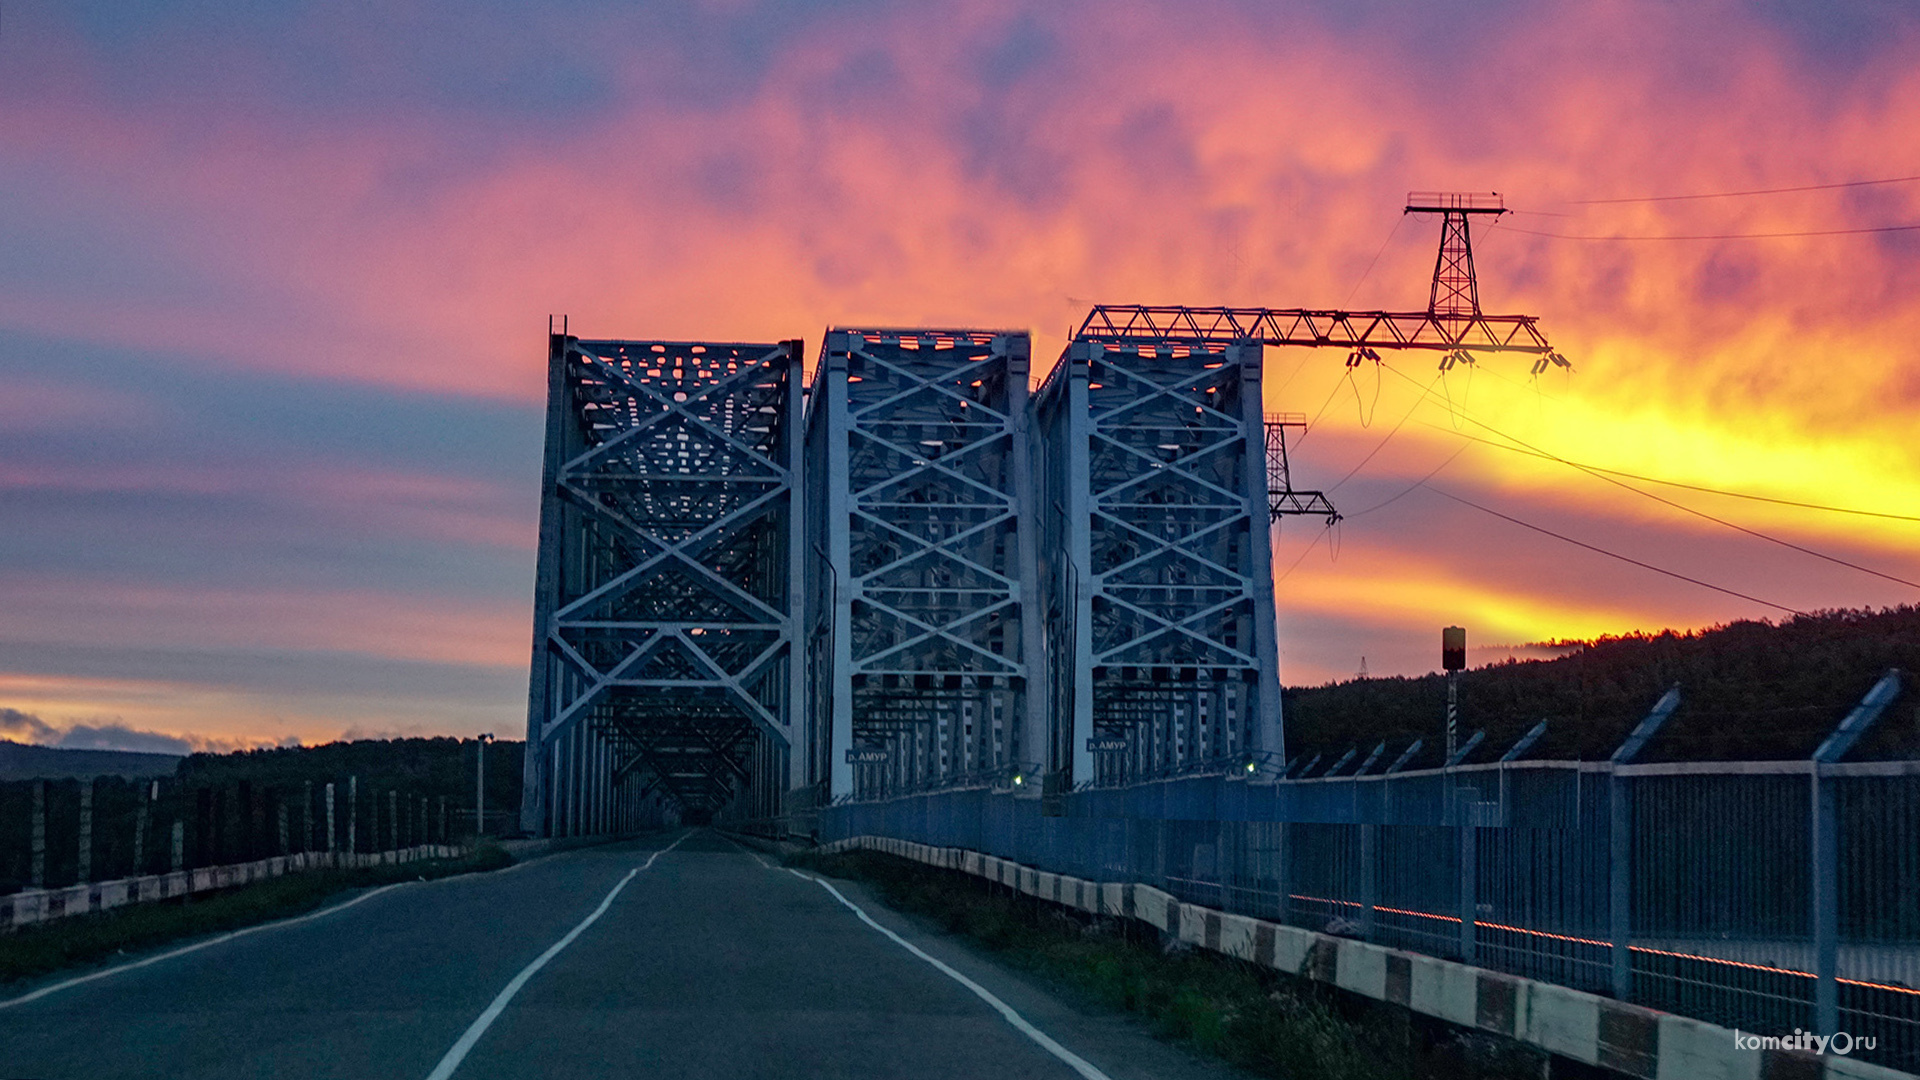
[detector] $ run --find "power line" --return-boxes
[1347,445,1469,518]
[1342,216,1406,307]
[1327,373,1441,493]
[1273,520,1337,583]
[1495,221,1920,241]
[1379,362,1920,591]
[1570,174,1920,204]
[1418,423,1920,523]
[1424,484,1808,617]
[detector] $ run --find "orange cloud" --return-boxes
[1,0,1916,722]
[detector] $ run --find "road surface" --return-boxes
[0,830,1240,1079]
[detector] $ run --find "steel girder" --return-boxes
[522,335,805,831]
[1077,305,1553,354]
[804,329,1044,801]
[1034,338,1284,791]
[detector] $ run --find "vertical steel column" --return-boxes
[1235,341,1284,762]
[785,343,810,796]
[521,330,570,835]
[822,334,855,799]
[1009,338,1049,782]
[1065,342,1096,787]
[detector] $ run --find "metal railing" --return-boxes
[815,677,1919,1071]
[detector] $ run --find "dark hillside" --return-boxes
[1281,607,1920,767]
[0,743,181,781]
[177,737,523,812]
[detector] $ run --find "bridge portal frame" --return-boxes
[522,332,806,834]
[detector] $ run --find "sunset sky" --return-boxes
[1,0,1917,753]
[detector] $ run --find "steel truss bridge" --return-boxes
[522,316,1559,831]
[521,193,1571,831]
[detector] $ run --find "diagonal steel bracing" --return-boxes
[804,329,1044,801]
[1035,337,1283,792]
[523,334,804,832]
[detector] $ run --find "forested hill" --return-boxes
[177,737,524,812]
[1281,607,1920,768]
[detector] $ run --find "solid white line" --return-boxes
[718,833,776,869]
[787,868,1115,1080]
[423,833,686,1080]
[0,881,408,1011]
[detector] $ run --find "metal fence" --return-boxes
[1,775,467,896]
[815,758,1920,1071]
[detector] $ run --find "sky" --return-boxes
[1,0,1917,752]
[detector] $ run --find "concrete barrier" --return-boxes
[821,835,1915,1080]
[1,844,463,930]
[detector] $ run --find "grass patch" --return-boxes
[788,848,1549,1080]
[0,844,514,986]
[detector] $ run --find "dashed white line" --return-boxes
[783,866,1116,1080]
[423,833,686,1080]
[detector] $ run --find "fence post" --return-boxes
[171,819,184,873]
[78,779,94,883]
[1812,767,1840,1036]
[1805,669,1901,1038]
[302,781,313,853]
[31,779,46,888]
[347,776,358,857]
[1609,767,1631,1000]
[134,783,151,876]
[1359,822,1378,942]
[277,799,289,855]
[389,790,399,851]
[1458,791,1477,963]
[325,782,337,853]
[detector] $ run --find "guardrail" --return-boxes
[1,843,463,929]
[811,757,1920,1073]
[826,834,1910,1080]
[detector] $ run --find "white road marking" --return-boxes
[423,833,687,1080]
[784,867,1116,1080]
[0,881,408,1011]
[719,833,776,869]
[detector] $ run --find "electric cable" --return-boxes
[1423,484,1808,616]
[1496,222,1920,241]
[1569,174,1920,204]
[1327,373,1443,493]
[1273,520,1337,583]
[1346,444,1470,518]
[1342,216,1407,307]
[1415,422,1920,523]
[1378,362,1920,591]
[1293,373,1349,448]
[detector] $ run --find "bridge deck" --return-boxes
[0,833,1233,1080]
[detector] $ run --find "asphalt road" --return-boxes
[0,830,1242,1080]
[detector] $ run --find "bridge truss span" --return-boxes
[804,329,1044,802]
[1034,337,1284,794]
[522,334,805,833]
